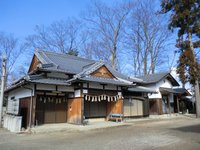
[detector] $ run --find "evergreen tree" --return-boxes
[160,0,200,117]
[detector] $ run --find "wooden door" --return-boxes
[123,99,144,117]
[44,98,56,123]
[20,108,28,128]
[84,101,107,118]
[123,99,131,117]
[137,100,143,116]
[55,98,67,123]
[35,97,45,125]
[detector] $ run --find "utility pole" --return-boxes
[0,56,6,127]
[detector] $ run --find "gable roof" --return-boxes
[173,88,192,96]
[34,50,143,84]
[7,50,151,92]
[35,50,96,74]
[137,72,179,86]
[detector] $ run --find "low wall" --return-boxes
[3,114,22,132]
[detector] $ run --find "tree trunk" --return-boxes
[188,32,200,118]
[111,49,116,69]
[144,57,147,75]
[195,80,200,117]
[150,51,155,74]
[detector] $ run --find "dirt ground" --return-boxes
[0,116,200,150]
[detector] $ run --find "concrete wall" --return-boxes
[3,114,22,132]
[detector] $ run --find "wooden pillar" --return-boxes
[157,99,159,115]
[177,96,180,114]
[168,96,171,115]
[31,96,36,126]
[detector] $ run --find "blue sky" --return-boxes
[0,0,103,38]
[0,0,181,83]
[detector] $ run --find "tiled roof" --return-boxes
[29,78,69,85]
[173,88,192,96]
[159,87,181,94]
[67,75,132,86]
[35,50,143,84]
[138,72,169,83]
[35,50,95,74]
[137,72,179,86]
[128,86,157,93]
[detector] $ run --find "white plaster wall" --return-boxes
[147,79,173,99]
[75,89,81,97]
[8,85,34,100]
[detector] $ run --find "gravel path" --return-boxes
[0,117,200,150]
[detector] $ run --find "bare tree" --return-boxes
[0,32,25,85]
[125,0,172,76]
[82,1,133,69]
[26,18,82,55]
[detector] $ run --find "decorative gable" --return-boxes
[91,65,115,79]
[28,55,41,73]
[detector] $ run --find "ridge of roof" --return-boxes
[37,49,95,63]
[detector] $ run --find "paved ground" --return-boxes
[0,116,200,150]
